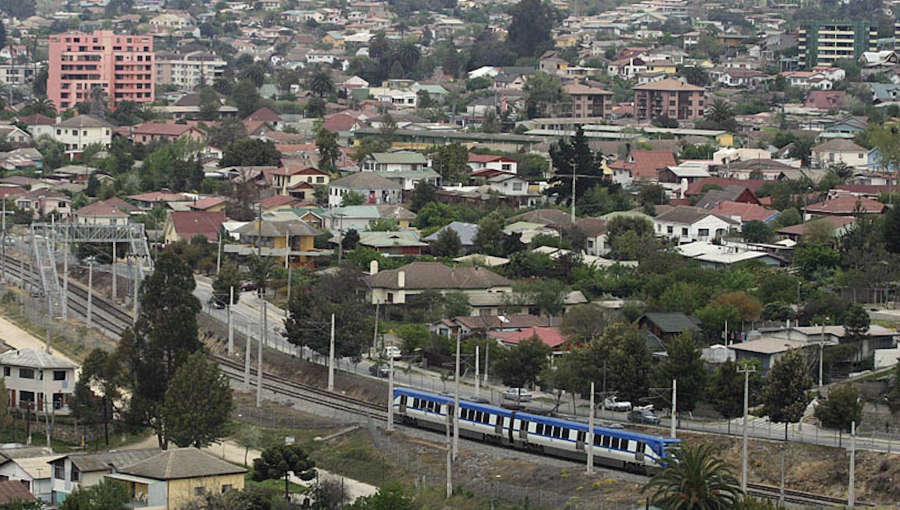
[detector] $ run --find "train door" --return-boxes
[635,441,645,463]
[518,419,528,441]
[398,394,406,414]
[575,430,586,452]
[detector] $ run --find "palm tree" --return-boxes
[307,68,334,98]
[395,41,420,74]
[705,98,734,124]
[26,96,57,117]
[241,63,267,88]
[642,443,740,510]
[212,77,234,96]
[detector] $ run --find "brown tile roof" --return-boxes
[633,77,704,91]
[246,107,282,122]
[776,216,855,236]
[710,201,778,222]
[507,209,573,225]
[118,448,247,481]
[75,198,132,217]
[684,177,767,197]
[0,480,36,504]
[366,262,511,290]
[804,195,886,215]
[576,217,608,237]
[168,211,226,242]
[811,139,866,153]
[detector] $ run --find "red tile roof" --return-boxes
[684,177,767,197]
[468,154,515,163]
[129,122,200,137]
[0,480,36,505]
[805,195,886,215]
[711,201,778,223]
[0,187,26,199]
[493,327,569,349]
[16,113,55,126]
[260,194,302,209]
[835,184,892,196]
[129,191,191,203]
[630,150,676,179]
[168,211,225,242]
[322,113,359,132]
[804,90,847,110]
[75,198,133,217]
[246,107,282,122]
[188,197,227,211]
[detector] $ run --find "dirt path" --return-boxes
[0,314,78,366]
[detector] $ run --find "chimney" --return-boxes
[370,260,378,275]
[55,116,61,124]
[397,270,405,288]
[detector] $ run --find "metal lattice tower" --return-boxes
[29,223,154,317]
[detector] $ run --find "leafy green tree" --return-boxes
[61,479,130,510]
[494,335,551,393]
[433,227,461,257]
[843,304,870,344]
[473,212,505,256]
[638,184,668,206]
[761,349,813,441]
[409,180,436,212]
[71,349,121,449]
[511,279,567,324]
[307,67,334,98]
[397,324,430,354]
[341,229,360,251]
[0,378,8,429]
[761,302,794,322]
[221,139,282,167]
[252,444,316,501]
[213,261,242,306]
[695,303,740,341]
[642,443,740,510]
[432,143,469,183]
[549,126,603,207]
[793,243,840,280]
[525,71,567,118]
[560,303,608,343]
[707,360,744,434]
[231,80,262,118]
[163,352,233,448]
[208,117,248,149]
[115,251,202,448]
[887,362,900,415]
[341,190,366,206]
[315,128,342,173]
[506,0,559,57]
[348,483,414,510]
[884,205,900,254]
[653,332,706,413]
[198,86,221,121]
[742,220,773,243]
[304,97,327,118]
[814,383,862,444]
[236,424,262,467]
[285,271,373,360]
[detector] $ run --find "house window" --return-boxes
[512,183,523,191]
[681,227,689,236]
[222,485,233,493]
[194,487,205,496]
[53,371,66,381]
[698,228,709,237]
[19,368,34,379]
[387,292,394,303]
[666,226,673,234]
[54,464,64,480]
[71,467,80,482]
[3,367,8,377]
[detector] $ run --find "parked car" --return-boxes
[369,363,390,378]
[603,396,632,412]
[384,346,402,360]
[207,296,225,309]
[502,388,533,402]
[241,281,257,292]
[627,409,661,425]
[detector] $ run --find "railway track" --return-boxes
[0,252,877,508]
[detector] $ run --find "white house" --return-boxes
[51,115,113,155]
[0,349,78,415]
[327,172,402,207]
[467,154,518,174]
[49,449,161,506]
[653,206,740,244]
[0,454,63,502]
[361,152,430,172]
[372,88,417,108]
[811,139,868,170]
[488,174,530,196]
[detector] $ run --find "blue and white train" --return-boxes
[393,387,680,472]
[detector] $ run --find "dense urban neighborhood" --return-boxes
[0,0,898,508]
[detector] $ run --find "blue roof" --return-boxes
[517,411,672,445]
[460,400,514,417]
[423,221,479,246]
[394,387,453,404]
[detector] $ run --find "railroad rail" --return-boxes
[746,483,873,507]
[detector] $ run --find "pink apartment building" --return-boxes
[48,31,154,112]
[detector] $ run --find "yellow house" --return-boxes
[554,34,579,48]
[108,448,246,510]
[323,32,345,49]
[645,60,678,74]
[230,218,323,266]
[716,132,735,147]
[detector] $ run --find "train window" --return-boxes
[613,438,622,450]
[535,423,543,435]
[594,434,603,446]
[636,442,645,454]
[576,431,585,443]
[602,436,611,448]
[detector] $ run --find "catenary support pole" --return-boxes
[227,286,234,355]
[587,381,594,474]
[670,379,677,439]
[387,355,394,431]
[446,410,452,499]
[738,364,756,493]
[328,313,335,392]
[86,260,93,328]
[849,421,856,508]
[1,198,5,282]
[244,324,252,388]
[256,299,265,407]
[453,330,460,460]
[475,346,480,396]
[62,224,68,321]
[111,242,116,302]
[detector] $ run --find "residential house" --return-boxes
[271,167,329,198]
[465,289,588,317]
[107,448,247,510]
[0,125,32,146]
[633,78,705,121]
[260,195,305,213]
[674,241,788,269]
[684,178,767,198]
[776,216,855,242]
[560,83,614,118]
[729,338,809,372]
[638,312,702,343]
[356,231,427,256]
[0,455,62,502]
[802,195,886,220]
[320,205,414,231]
[14,190,71,219]
[431,314,548,338]
[363,261,513,305]
[73,198,138,225]
[162,211,225,244]
[577,218,609,256]
[487,174,539,206]
[328,173,403,207]
[467,154,518,174]
[0,349,77,415]
[51,115,114,155]
[16,114,55,140]
[0,148,43,171]
[710,201,779,224]
[361,152,430,172]
[49,450,161,505]
[186,197,226,213]
[764,324,898,366]
[493,327,571,354]
[653,205,740,243]
[245,107,284,131]
[127,191,192,211]
[610,150,676,187]
[124,122,206,144]
[811,139,868,170]
[229,218,322,265]
[423,222,479,254]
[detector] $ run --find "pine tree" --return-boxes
[163,352,233,448]
[760,350,813,441]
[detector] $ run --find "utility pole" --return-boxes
[849,420,856,508]
[227,286,234,355]
[819,319,828,388]
[86,260,93,328]
[483,342,489,386]
[570,163,576,222]
[779,444,785,506]
[256,299,265,407]
[446,408,453,499]
[328,313,335,392]
[45,330,50,354]
[62,224,68,321]
[453,330,460,460]
[111,242,116,302]
[670,379,677,439]
[587,381,594,474]
[1,199,6,282]
[738,364,756,494]
[244,323,252,388]
[372,301,379,357]
[132,258,139,325]
[475,346,480,396]
[387,355,394,431]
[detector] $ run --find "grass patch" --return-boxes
[244,473,306,494]
[0,425,75,452]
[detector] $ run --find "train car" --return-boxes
[392,387,678,472]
